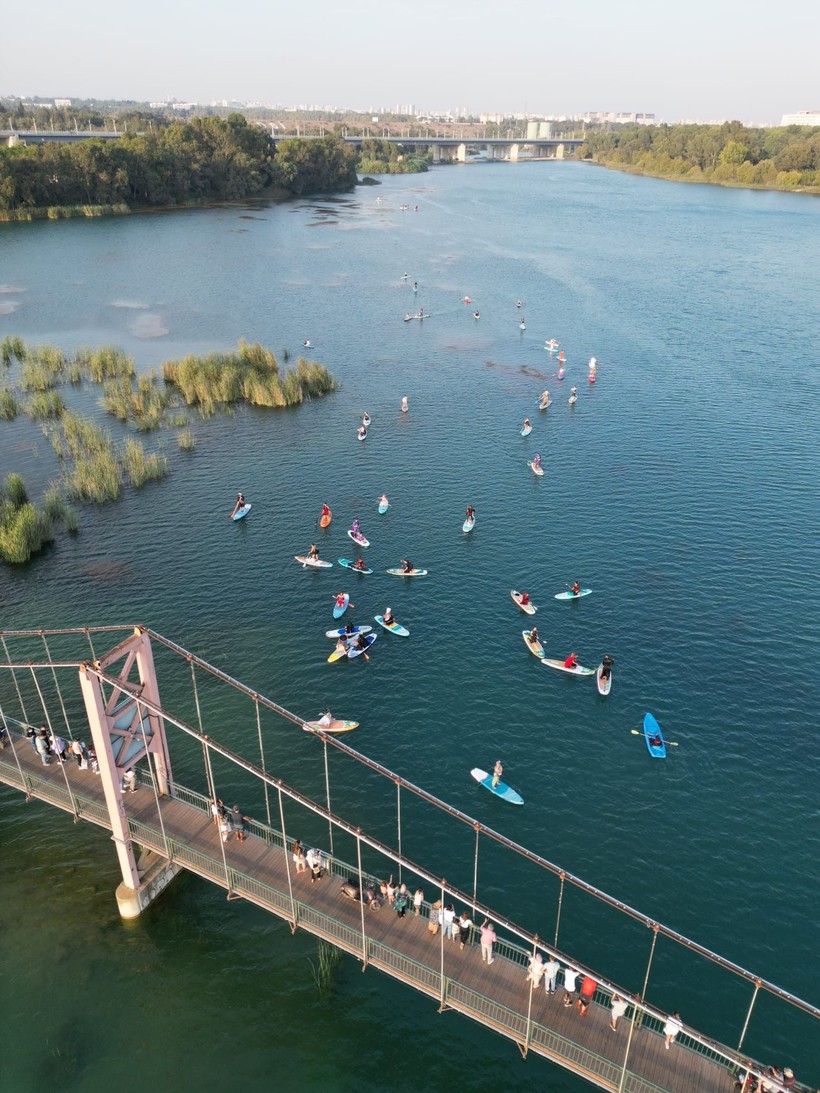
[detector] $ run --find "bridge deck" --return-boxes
[0,739,737,1093]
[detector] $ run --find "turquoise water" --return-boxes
[1,163,819,1091]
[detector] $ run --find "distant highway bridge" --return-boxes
[0,128,581,161]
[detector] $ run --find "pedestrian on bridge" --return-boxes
[35,730,50,766]
[231,805,248,842]
[479,919,496,964]
[562,966,579,1007]
[413,887,424,916]
[610,994,628,1030]
[292,839,307,873]
[663,1011,683,1049]
[457,910,473,950]
[526,952,545,987]
[50,734,67,763]
[544,954,560,994]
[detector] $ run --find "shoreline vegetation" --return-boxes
[581,122,820,194]
[0,336,336,564]
[0,115,360,221]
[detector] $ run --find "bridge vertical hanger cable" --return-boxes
[322,736,334,855]
[0,700,29,791]
[276,783,297,930]
[471,823,480,920]
[396,780,402,885]
[554,871,566,949]
[84,628,98,662]
[253,696,271,827]
[1,635,29,724]
[617,923,659,1093]
[189,660,215,804]
[522,935,539,1058]
[356,828,367,967]
[438,879,446,1011]
[204,742,231,894]
[29,665,78,819]
[41,632,74,741]
[135,693,171,861]
[737,980,761,1053]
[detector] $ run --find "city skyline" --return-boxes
[1,0,818,127]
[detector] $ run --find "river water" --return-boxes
[1,163,818,1092]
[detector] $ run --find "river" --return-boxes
[1,161,818,1092]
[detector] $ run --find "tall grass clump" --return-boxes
[0,475,54,564]
[307,940,342,997]
[122,438,169,488]
[0,388,18,419]
[102,372,171,429]
[1,335,27,367]
[177,428,196,451]
[20,351,65,391]
[74,346,135,383]
[4,473,28,507]
[42,485,79,534]
[64,449,122,502]
[26,390,66,419]
[162,340,335,412]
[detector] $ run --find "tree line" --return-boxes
[0,115,360,215]
[581,122,820,192]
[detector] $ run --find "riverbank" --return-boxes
[584,157,820,195]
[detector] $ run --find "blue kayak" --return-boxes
[339,558,373,575]
[643,713,667,759]
[470,767,524,805]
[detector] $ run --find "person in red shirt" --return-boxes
[564,652,578,669]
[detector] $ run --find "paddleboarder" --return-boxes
[570,581,582,597]
[491,760,503,788]
[564,652,579,669]
[318,709,333,728]
[529,626,540,646]
[229,492,246,519]
[522,417,531,431]
[401,396,408,412]
[465,505,476,522]
[532,454,542,470]
[307,543,320,561]
[353,556,368,571]
[321,502,331,520]
[520,591,531,606]
[383,606,395,626]
[600,653,615,681]
[400,558,414,574]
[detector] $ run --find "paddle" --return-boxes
[630,730,680,747]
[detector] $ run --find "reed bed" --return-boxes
[122,437,169,487]
[75,346,136,383]
[102,372,170,429]
[26,390,66,419]
[63,449,123,502]
[162,340,336,412]
[177,428,196,451]
[0,475,54,564]
[0,388,18,419]
[1,335,27,367]
[20,349,65,391]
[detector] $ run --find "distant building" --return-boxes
[582,111,655,126]
[781,110,820,126]
[54,98,72,108]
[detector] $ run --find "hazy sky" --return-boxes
[2,0,818,124]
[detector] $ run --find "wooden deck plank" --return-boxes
[0,740,738,1093]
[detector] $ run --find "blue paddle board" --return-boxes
[332,593,350,619]
[232,504,252,521]
[339,558,373,574]
[470,768,524,806]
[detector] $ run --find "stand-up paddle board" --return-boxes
[378,499,389,514]
[325,625,372,639]
[463,516,475,533]
[386,567,428,577]
[555,588,593,601]
[295,555,333,568]
[304,718,359,733]
[327,643,351,663]
[528,460,544,476]
[521,426,532,437]
[511,590,536,615]
[375,615,409,637]
[470,768,524,805]
[596,665,612,695]
[541,658,596,677]
[522,630,545,658]
[332,594,350,619]
[347,529,370,547]
[319,509,332,528]
[232,504,252,521]
[339,558,373,574]
[347,634,377,659]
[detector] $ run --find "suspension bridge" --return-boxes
[0,626,815,1093]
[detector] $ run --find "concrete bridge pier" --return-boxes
[457,143,467,163]
[79,627,180,919]
[431,144,442,163]
[510,143,520,162]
